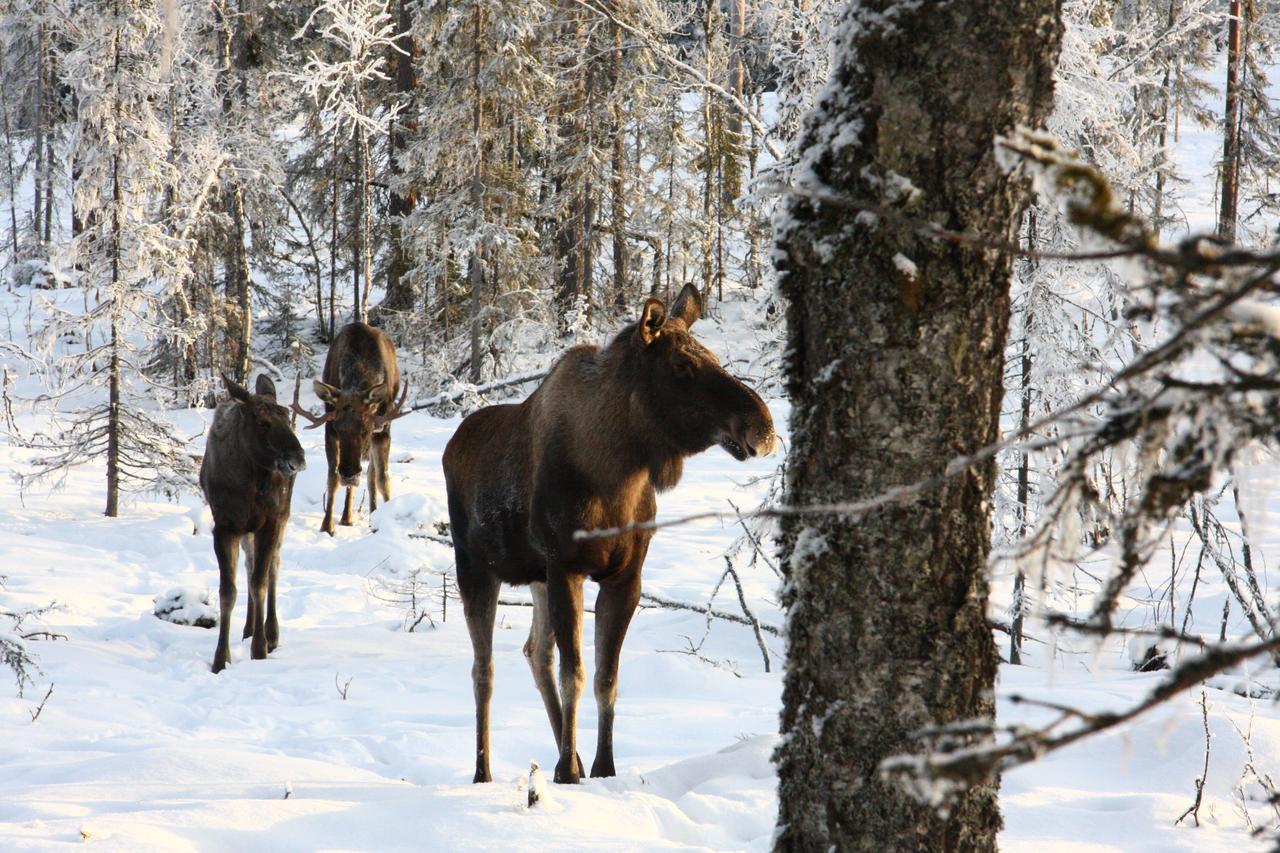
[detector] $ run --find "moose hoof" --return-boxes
[554,756,582,785]
[590,758,616,778]
[472,769,492,784]
[211,657,228,674]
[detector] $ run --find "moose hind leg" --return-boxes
[590,576,642,778]
[459,557,500,783]
[240,533,256,640]
[525,581,583,778]
[211,529,241,673]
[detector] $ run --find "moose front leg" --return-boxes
[247,519,283,660]
[211,528,241,674]
[340,485,356,526]
[265,548,280,652]
[547,569,586,784]
[590,574,642,777]
[322,426,339,535]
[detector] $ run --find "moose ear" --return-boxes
[313,380,339,406]
[254,374,277,401]
[363,383,385,407]
[669,283,703,328]
[638,298,667,345]
[222,372,251,403]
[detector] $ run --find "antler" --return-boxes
[372,379,411,430]
[290,378,333,430]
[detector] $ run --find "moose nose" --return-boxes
[341,473,360,487]
[749,429,778,458]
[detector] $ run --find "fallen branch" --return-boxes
[408,370,548,413]
[639,590,780,637]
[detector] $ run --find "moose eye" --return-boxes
[674,359,697,380]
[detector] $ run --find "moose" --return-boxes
[201,374,306,674]
[443,284,777,784]
[292,322,408,534]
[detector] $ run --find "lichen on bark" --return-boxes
[773,1,1063,850]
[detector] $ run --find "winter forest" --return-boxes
[7,0,1280,849]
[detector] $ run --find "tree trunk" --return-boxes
[228,186,251,384]
[105,31,122,519]
[377,0,419,318]
[468,5,484,382]
[1,84,19,268]
[610,24,628,313]
[773,2,1061,849]
[33,16,45,247]
[1220,0,1242,241]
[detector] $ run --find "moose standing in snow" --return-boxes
[443,284,777,784]
[201,374,306,673]
[292,322,408,534]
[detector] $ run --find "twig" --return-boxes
[1175,687,1211,827]
[334,673,352,700]
[28,683,52,722]
[722,558,770,672]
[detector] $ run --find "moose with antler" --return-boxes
[443,284,777,785]
[292,322,409,534]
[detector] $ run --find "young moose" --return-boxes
[292,322,408,534]
[443,284,777,784]
[201,374,306,673]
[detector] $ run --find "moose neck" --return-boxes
[567,339,686,495]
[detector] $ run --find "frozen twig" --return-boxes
[1175,687,1211,827]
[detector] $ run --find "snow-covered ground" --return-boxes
[4,51,1280,853]
[2,286,1280,853]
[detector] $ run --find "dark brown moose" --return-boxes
[201,374,306,674]
[443,284,777,784]
[292,322,408,534]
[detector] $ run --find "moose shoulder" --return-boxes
[200,374,306,673]
[292,322,408,534]
[443,284,776,785]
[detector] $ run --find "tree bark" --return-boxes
[377,0,419,318]
[773,2,1061,849]
[1220,0,1242,241]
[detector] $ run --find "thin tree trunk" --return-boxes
[1220,0,1242,241]
[378,0,418,317]
[1,84,20,269]
[229,186,251,383]
[358,122,373,323]
[33,14,45,246]
[329,135,339,340]
[610,24,628,313]
[468,4,484,382]
[105,29,123,519]
[42,44,55,245]
[774,1,1061,848]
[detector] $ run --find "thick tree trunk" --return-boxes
[773,2,1061,850]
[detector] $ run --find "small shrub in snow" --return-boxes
[153,588,216,629]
